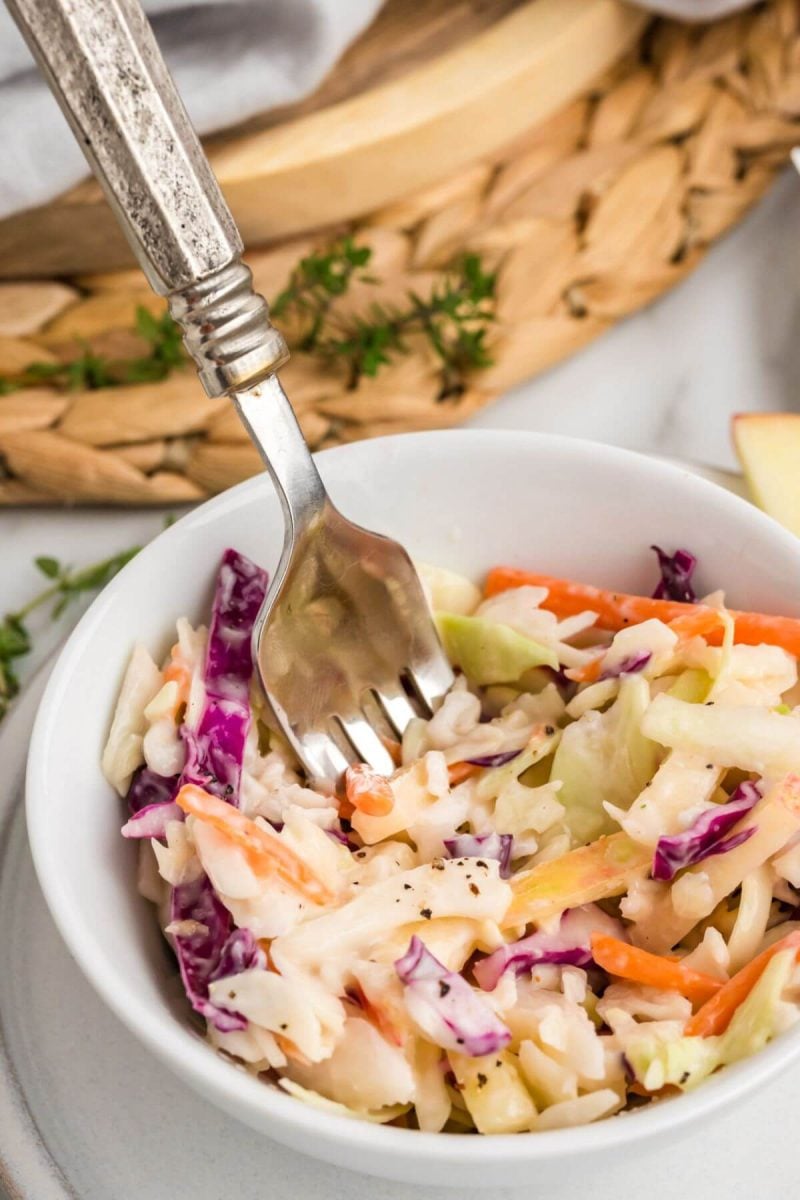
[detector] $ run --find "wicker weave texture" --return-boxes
[1,1,798,505]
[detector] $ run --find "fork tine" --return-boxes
[336,714,396,776]
[405,655,454,716]
[295,728,353,792]
[374,687,421,738]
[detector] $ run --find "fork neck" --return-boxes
[232,375,328,537]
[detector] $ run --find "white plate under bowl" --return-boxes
[4,440,799,1198]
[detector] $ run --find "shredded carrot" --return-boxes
[685,929,800,1038]
[175,784,331,904]
[485,567,800,658]
[591,933,722,1006]
[448,760,483,786]
[566,657,604,685]
[163,642,191,697]
[348,983,404,1047]
[381,737,403,767]
[275,1034,312,1066]
[338,797,355,822]
[667,608,726,641]
[345,764,395,817]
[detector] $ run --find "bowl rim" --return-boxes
[25,429,800,1164]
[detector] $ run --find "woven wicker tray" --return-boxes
[0,0,798,506]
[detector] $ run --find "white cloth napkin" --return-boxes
[0,0,381,219]
[0,0,755,221]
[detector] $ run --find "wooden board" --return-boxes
[0,0,645,278]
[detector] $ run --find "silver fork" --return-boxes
[9,0,454,789]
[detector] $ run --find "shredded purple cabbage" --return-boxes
[600,650,652,681]
[170,875,265,1032]
[651,781,761,882]
[474,904,627,991]
[443,832,513,879]
[465,750,522,769]
[180,706,250,800]
[121,551,268,844]
[181,548,268,805]
[209,927,267,986]
[121,801,183,839]
[125,766,180,814]
[170,554,268,1029]
[327,824,358,851]
[395,936,511,1057]
[116,551,271,1033]
[205,548,270,702]
[651,546,697,603]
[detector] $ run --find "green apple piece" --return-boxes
[667,667,712,703]
[416,562,481,615]
[733,413,800,535]
[437,612,558,685]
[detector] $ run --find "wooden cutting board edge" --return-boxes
[0,0,646,278]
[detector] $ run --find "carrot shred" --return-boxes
[175,784,331,904]
[381,737,403,767]
[591,933,722,1006]
[348,983,404,1047]
[566,657,604,685]
[484,567,800,658]
[163,642,192,707]
[685,930,800,1038]
[275,1034,312,1066]
[345,764,395,817]
[667,608,726,640]
[448,760,483,786]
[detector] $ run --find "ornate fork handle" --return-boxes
[8,0,332,536]
[6,0,288,398]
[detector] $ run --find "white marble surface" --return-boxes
[2,168,800,1194]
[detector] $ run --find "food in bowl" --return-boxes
[103,542,800,1135]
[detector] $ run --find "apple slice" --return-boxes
[733,413,800,536]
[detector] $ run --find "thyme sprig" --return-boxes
[1,307,184,395]
[271,235,374,351]
[0,546,140,722]
[0,241,496,398]
[275,243,496,393]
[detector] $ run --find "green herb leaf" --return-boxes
[0,543,141,724]
[0,242,494,405]
[34,556,61,579]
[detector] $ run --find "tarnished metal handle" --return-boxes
[6,0,288,396]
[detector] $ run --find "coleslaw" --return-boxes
[103,545,800,1134]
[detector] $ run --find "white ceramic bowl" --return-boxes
[26,431,800,1188]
